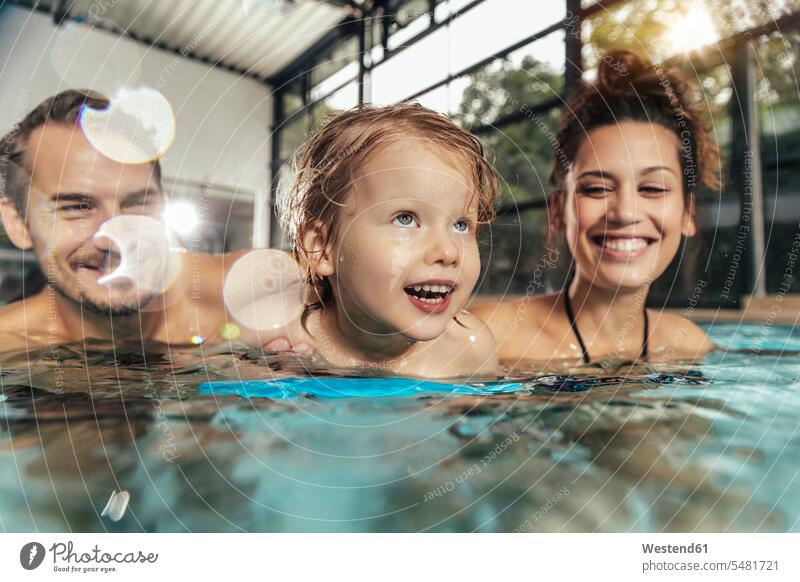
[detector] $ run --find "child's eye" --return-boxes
[453,219,471,233]
[393,212,418,227]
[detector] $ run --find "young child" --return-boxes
[270,103,499,378]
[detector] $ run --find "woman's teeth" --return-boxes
[600,238,649,252]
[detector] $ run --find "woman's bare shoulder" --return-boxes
[649,310,715,359]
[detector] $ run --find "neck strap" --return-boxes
[563,289,650,364]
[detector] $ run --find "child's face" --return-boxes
[562,121,696,291]
[325,138,482,342]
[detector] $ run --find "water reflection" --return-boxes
[0,338,795,532]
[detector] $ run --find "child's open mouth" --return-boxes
[403,282,455,314]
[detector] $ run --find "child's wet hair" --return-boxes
[277,102,498,325]
[549,49,722,220]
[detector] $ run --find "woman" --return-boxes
[474,50,721,365]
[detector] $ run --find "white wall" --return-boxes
[0,5,272,194]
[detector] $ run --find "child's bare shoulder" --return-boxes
[432,311,498,376]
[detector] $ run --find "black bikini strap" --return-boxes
[641,308,650,359]
[563,291,591,364]
[564,289,650,364]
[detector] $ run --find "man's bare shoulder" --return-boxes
[0,294,51,348]
[0,294,47,329]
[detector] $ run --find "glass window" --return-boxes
[370,27,448,105]
[387,6,432,52]
[278,112,310,161]
[164,180,254,253]
[582,0,796,75]
[281,80,304,118]
[478,109,562,209]
[414,85,449,113]
[758,31,800,294]
[311,80,359,131]
[448,0,565,74]
[310,61,358,102]
[451,31,566,129]
[475,208,567,296]
[310,36,360,90]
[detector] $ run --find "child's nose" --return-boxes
[424,229,459,266]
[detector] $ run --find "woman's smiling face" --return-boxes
[561,121,696,291]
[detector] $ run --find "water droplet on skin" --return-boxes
[190,335,205,345]
[469,335,477,343]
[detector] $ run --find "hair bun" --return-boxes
[596,49,657,96]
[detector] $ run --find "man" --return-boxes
[0,90,303,353]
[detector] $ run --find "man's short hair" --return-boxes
[0,89,162,215]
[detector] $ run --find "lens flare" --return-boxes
[664,7,719,55]
[223,250,305,332]
[164,200,200,236]
[79,87,176,165]
[93,215,181,296]
[219,323,241,340]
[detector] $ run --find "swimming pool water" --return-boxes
[0,322,798,532]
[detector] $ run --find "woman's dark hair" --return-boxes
[550,49,721,202]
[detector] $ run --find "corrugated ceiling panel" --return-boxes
[50,0,349,80]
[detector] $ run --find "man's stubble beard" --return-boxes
[51,272,155,318]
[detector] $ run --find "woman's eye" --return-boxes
[579,185,611,197]
[453,219,470,233]
[393,212,417,227]
[640,186,669,195]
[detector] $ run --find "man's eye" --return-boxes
[125,200,161,213]
[58,204,90,215]
[453,219,471,233]
[393,212,417,227]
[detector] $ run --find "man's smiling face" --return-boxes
[21,123,165,315]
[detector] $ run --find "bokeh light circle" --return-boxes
[223,250,305,332]
[79,87,176,165]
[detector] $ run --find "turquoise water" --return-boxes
[0,322,798,532]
